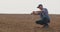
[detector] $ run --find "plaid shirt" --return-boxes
[39,8,50,19]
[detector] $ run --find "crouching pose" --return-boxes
[31,4,50,28]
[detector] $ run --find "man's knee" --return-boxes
[36,20,40,24]
[35,20,44,25]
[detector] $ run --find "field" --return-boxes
[0,14,60,32]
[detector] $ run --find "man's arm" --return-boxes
[31,11,42,15]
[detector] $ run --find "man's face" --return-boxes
[38,6,43,9]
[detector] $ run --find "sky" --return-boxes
[0,0,60,14]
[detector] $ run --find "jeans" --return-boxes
[36,17,50,25]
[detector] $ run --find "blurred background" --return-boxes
[0,0,60,14]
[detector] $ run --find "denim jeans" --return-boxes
[36,17,50,25]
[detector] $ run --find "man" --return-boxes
[31,4,50,28]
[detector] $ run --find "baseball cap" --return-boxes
[37,4,43,8]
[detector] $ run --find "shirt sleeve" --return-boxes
[45,8,48,14]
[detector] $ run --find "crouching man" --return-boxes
[31,4,50,28]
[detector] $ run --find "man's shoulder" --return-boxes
[43,8,48,11]
[43,8,47,10]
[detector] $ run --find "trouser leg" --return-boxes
[36,20,44,25]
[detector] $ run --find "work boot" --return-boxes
[42,24,49,29]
